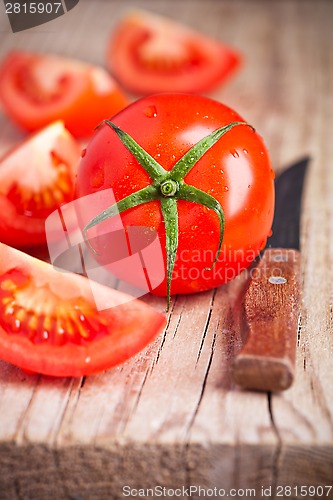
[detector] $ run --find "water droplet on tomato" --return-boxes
[248,184,251,189]
[268,229,273,237]
[243,149,248,155]
[90,169,105,189]
[144,105,157,118]
[224,186,229,192]
[85,356,91,363]
[43,331,49,340]
[81,148,87,158]
[271,169,276,179]
[230,149,239,158]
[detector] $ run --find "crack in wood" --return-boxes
[53,378,77,446]
[121,368,150,434]
[54,378,87,446]
[153,295,177,366]
[171,300,184,340]
[196,289,216,365]
[184,331,217,493]
[14,375,41,445]
[297,314,302,347]
[186,331,217,440]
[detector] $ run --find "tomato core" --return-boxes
[16,64,68,105]
[6,150,73,218]
[0,269,111,347]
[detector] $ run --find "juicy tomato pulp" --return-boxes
[0,51,129,137]
[107,10,241,95]
[0,121,80,247]
[76,94,275,297]
[0,243,166,377]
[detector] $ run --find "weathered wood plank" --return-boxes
[0,1,332,498]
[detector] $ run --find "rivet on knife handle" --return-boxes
[232,248,301,392]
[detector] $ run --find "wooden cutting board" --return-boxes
[0,1,332,498]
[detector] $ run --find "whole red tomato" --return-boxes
[75,94,274,306]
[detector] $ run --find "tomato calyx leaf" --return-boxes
[170,121,247,181]
[84,120,249,309]
[103,120,167,182]
[83,184,160,254]
[177,184,225,272]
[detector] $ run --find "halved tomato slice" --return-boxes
[0,242,166,377]
[0,51,129,137]
[107,10,242,95]
[0,121,80,247]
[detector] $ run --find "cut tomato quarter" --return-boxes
[0,51,129,137]
[107,10,242,94]
[0,121,81,247]
[0,242,166,377]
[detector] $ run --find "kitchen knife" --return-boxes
[231,157,309,392]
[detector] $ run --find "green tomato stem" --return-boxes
[160,179,179,197]
[160,197,179,311]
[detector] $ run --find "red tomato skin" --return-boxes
[76,94,275,296]
[0,242,166,377]
[108,11,242,95]
[0,52,129,138]
[0,121,81,247]
[0,198,45,247]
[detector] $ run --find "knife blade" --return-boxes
[231,157,309,392]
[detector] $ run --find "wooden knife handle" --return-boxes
[232,248,301,392]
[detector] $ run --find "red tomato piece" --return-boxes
[0,242,166,377]
[0,51,129,137]
[107,10,242,95]
[0,121,80,247]
[75,94,275,306]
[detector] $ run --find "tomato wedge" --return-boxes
[0,121,80,247]
[0,242,166,377]
[107,10,242,95]
[0,51,129,137]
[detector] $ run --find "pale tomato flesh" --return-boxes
[0,121,80,247]
[0,242,166,377]
[0,51,129,137]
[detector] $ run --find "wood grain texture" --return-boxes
[232,248,301,391]
[0,1,333,499]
